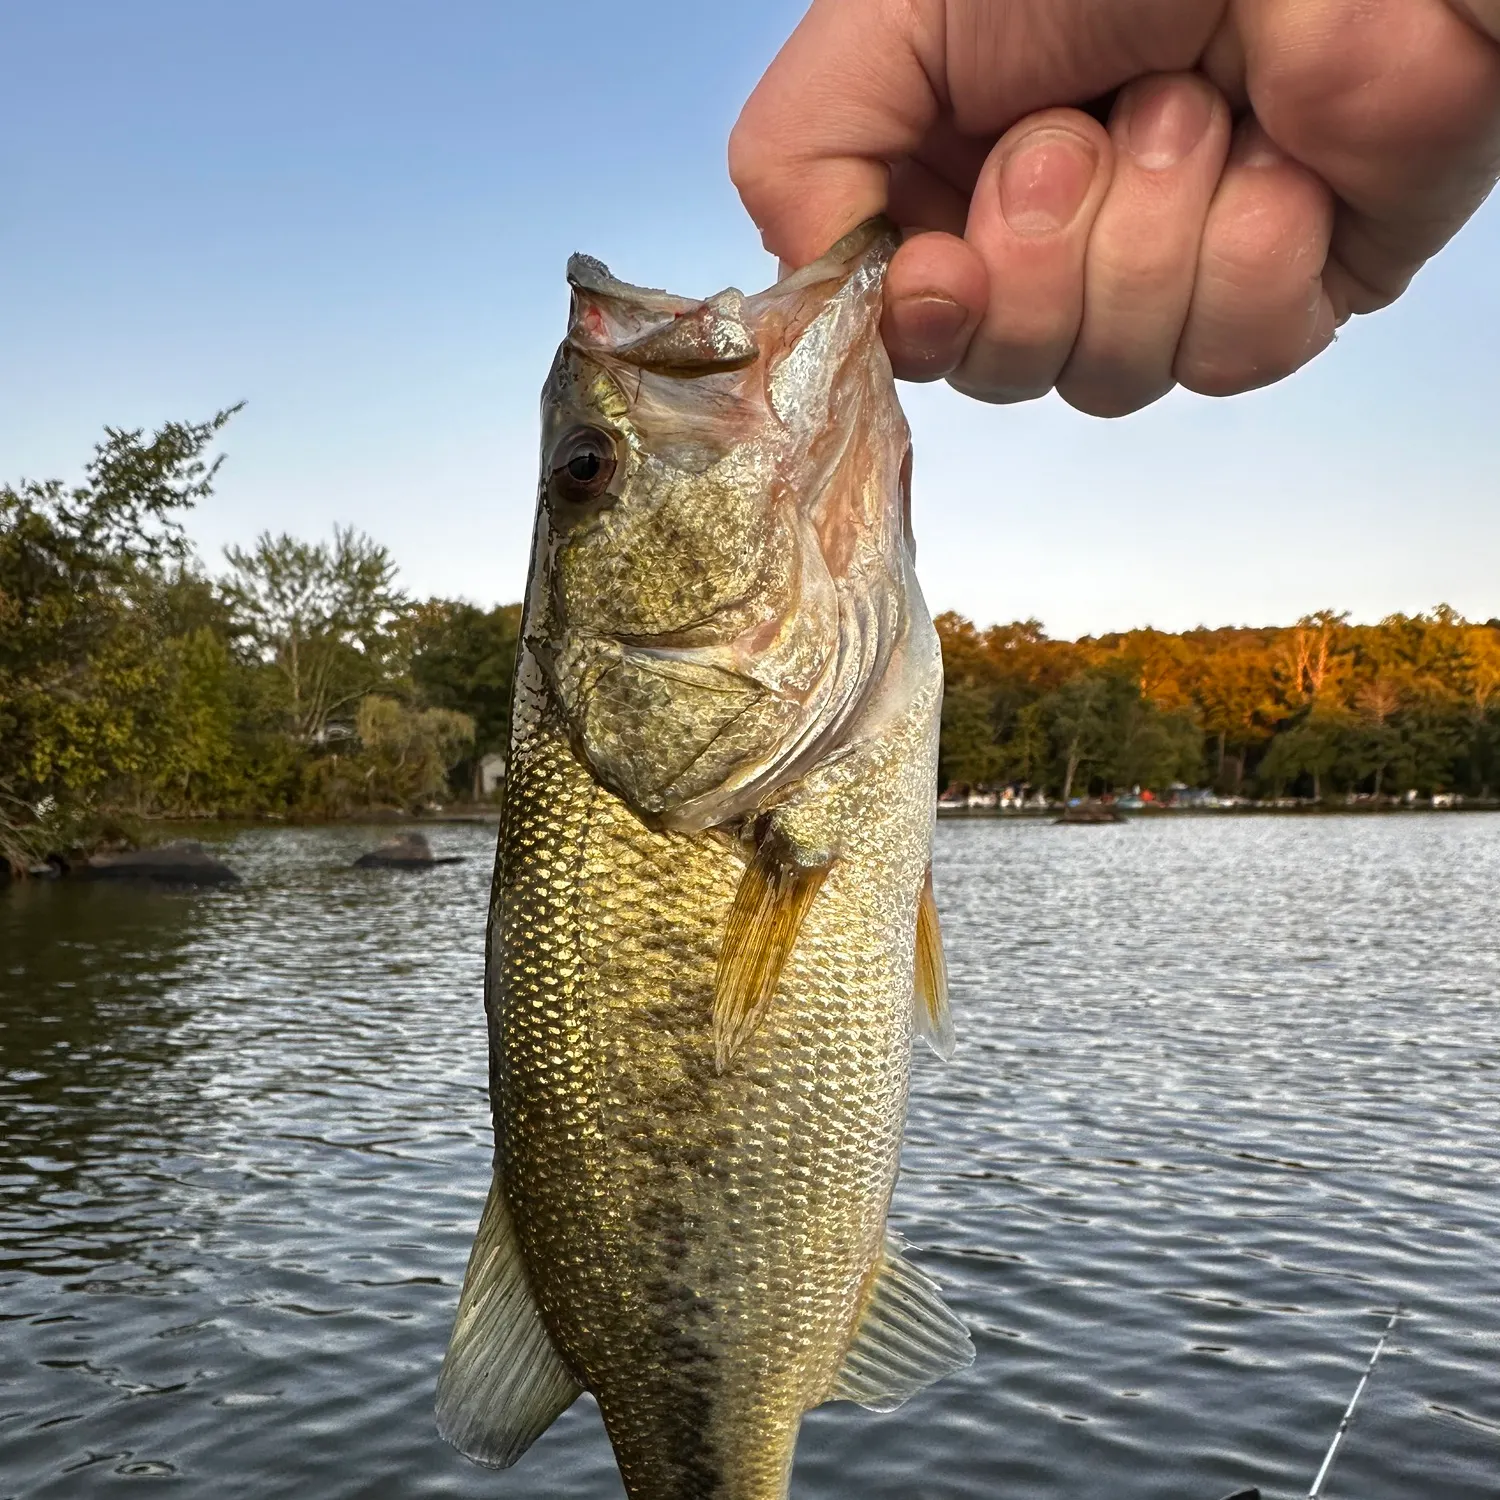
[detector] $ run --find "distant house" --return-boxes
[477,752,506,799]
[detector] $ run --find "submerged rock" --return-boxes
[80,840,241,885]
[353,832,464,870]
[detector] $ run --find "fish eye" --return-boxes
[550,426,618,505]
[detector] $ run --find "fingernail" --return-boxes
[886,293,971,371]
[1121,78,1212,170]
[999,130,1098,237]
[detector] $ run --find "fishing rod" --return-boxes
[1209,1302,1404,1500]
[1305,1304,1404,1499]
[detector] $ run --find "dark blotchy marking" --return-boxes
[643,1285,723,1499]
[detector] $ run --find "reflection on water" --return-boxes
[2,818,1498,1498]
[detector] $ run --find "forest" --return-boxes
[936,606,1500,803]
[0,412,518,870]
[3,412,1497,871]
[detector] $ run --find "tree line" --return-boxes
[4,411,1497,871]
[936,609,1500,802]
[1,412,518,870]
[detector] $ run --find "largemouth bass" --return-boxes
[437,219,970,1500]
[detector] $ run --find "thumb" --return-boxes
[729,0,944,265]
[730,0,1223,267]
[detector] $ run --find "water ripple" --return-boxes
[1,817,1497,1497]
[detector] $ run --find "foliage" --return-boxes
[352,696,475,809]
[6,413,1499,872]
[406,599,522,770]
[935,609,1500,801]
[0,416,488,869]
[0,410,240,868]
[222,526,407,743]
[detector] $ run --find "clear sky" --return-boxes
[2,2,1496,640]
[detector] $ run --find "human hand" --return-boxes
[730,0,1500,415]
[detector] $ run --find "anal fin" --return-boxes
[436,1171,581,1467]
[827,1237,975,1412]
[713,838,829,1072]
[912,865,954,1061]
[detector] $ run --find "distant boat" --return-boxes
[1055,803,1126,825]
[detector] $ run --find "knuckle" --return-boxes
[1056,372,1165,419]
[1250,3,1500,164]
[1175,339,1303,397]
[726,114,772,205]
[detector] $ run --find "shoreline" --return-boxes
[937,801,1500,819]
[136,799,1500,834]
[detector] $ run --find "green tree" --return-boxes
[306,696,474,813]
[0,409,239,868]
[1039,671,1121,802]
[222,526,406,743]
[937,681,1005,788]
[1257,713,1347,799]
[407,599,522,785]
[1115,700,1203,791]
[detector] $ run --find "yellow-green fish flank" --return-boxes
[438,220,970,1500]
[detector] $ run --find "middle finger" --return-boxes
[1057,73,1232,416]
[947,108,1115,404]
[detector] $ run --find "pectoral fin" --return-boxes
[826,1237,975,1412]
[435,1172,581,1468]
[713,837,829,1073]
[912,866,954,1061]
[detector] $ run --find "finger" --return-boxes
[731,0,1225,268]
[882,232,989,382]
[877,132,993,380]
[1199,15,1249,110]
[729,0,945,265]
[1240,0,1500,313]
[1446,0,1500,41]
[1447,0,1500,42]
[1174,121,1337,397]
[945,110,1115,403]
[1057,74,1232,417]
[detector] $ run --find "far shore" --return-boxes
[938,799,1500,819]
[152,795,1500,833]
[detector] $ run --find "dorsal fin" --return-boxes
[912,866,954,1060]
[436,1172,581,1467]
[826,1237,975,1411]
[713,836,830,1073]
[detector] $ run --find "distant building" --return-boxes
[477,752,506,799]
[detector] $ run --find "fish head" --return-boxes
[530,219,914,831]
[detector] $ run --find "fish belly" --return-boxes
[490,713,930,1500]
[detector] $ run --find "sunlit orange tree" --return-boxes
[934,608,1500,801]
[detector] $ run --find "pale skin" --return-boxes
[730,0,1500,416]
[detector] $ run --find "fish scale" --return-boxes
[494,706,920,1498]
[438,220,972,1500]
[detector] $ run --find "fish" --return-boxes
[436,218,971,1500]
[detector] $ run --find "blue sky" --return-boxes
[2,2,1496,639]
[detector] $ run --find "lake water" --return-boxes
[2,817,1497,1500]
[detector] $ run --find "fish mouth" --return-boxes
[565,216,901,373]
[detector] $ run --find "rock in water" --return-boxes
[353,833,464,869]
[81,841,241,885]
